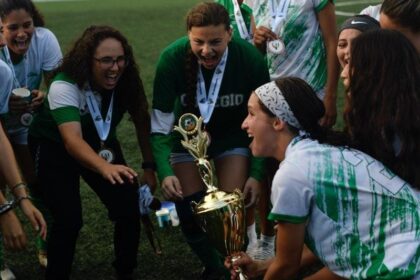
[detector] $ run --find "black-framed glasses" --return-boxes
[94,56,128,68]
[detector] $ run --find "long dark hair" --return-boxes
[269,77,346,146]
[381,0,420,33]
[0,0,45,27]
[345,29,420,189]
[56,25,149,124]
[184,2,230,112]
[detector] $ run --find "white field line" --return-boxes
[335,0,381,17]
[336,0,381,7]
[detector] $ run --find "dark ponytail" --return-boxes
[274,77,347,146]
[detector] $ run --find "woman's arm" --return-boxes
[264,222,306,279]
[130,107,158,192]
[317,1,339,128]
[0,123,47,240]
[58,121,137,185]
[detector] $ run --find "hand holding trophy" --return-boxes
[174,113,248,280]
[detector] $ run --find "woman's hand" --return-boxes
[225,252,261,280]
[254,26,278,53]
[161,176,183,201]
[98,163,138,185]
[19,199,47,240]
[243,177,261,208]
[0,210,27,250]
[29,90,46,111]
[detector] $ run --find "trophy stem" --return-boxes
[231,255,248,280]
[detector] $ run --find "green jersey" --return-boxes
[151,37,270,181]
[30,73,124,147]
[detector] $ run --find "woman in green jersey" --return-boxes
[28,25,157,280]
[151,2,269,278]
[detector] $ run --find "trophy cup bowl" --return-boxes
[174,113,247,279]
[190,189,245,257]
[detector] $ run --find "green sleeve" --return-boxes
[249,156,266,182]
[50,106,80,125]
[151,133,175,182]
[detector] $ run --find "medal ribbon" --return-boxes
[85,86,114,142]
[269,0,291,33]
[1,47,28,88]
[197,48,228,124]
[232,0,252,41]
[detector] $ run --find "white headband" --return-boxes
[255,81,302,129]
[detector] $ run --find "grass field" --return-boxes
[5,0,380,279]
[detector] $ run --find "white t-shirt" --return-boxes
[244,0,330,97]
[360,4,382,21]
[10,27,62,90]
[0,59,13,115]
[270,137,420,279]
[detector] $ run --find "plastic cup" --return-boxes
[12,88,32,103]
[155,208,170,228]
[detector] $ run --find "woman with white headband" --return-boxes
[226,77,420,280]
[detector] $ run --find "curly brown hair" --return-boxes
[0,0,45,27]
[55,25,149,124]
[184,2,230,112]
[345,29,420,189]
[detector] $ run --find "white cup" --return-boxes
[12,88,32,103]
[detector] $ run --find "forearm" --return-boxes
[0,126,23,187]
[324,39,339,100]
[249,156,266,182]
[150,133,174,182]
[133,112,155,163]
[63,136,108,173]
[264,258,300,280]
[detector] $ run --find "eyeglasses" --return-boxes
[94,56,128,68]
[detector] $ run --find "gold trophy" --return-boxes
[174,113,247,280]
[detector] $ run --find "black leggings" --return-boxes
[29,137,140,280]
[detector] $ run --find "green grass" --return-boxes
[5,0,380,279]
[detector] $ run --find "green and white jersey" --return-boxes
[245,0,330,96]
[215,0,253,41]
[269,137,420,279]
[30,73,123,146]
[151,36,269,181]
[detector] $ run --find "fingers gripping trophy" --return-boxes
[174,113,247,280]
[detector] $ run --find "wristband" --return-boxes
[12,182,27,193]
[0,202,14,215]
[141,161,157,171]
[14,195,32,207]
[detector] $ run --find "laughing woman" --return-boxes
[151,2,269,278]
[28,25,156,280]
[226,77,419,280]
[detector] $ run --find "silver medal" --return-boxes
[98,147,115,163]
[20,112,33,127]
[267,39,286,55]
